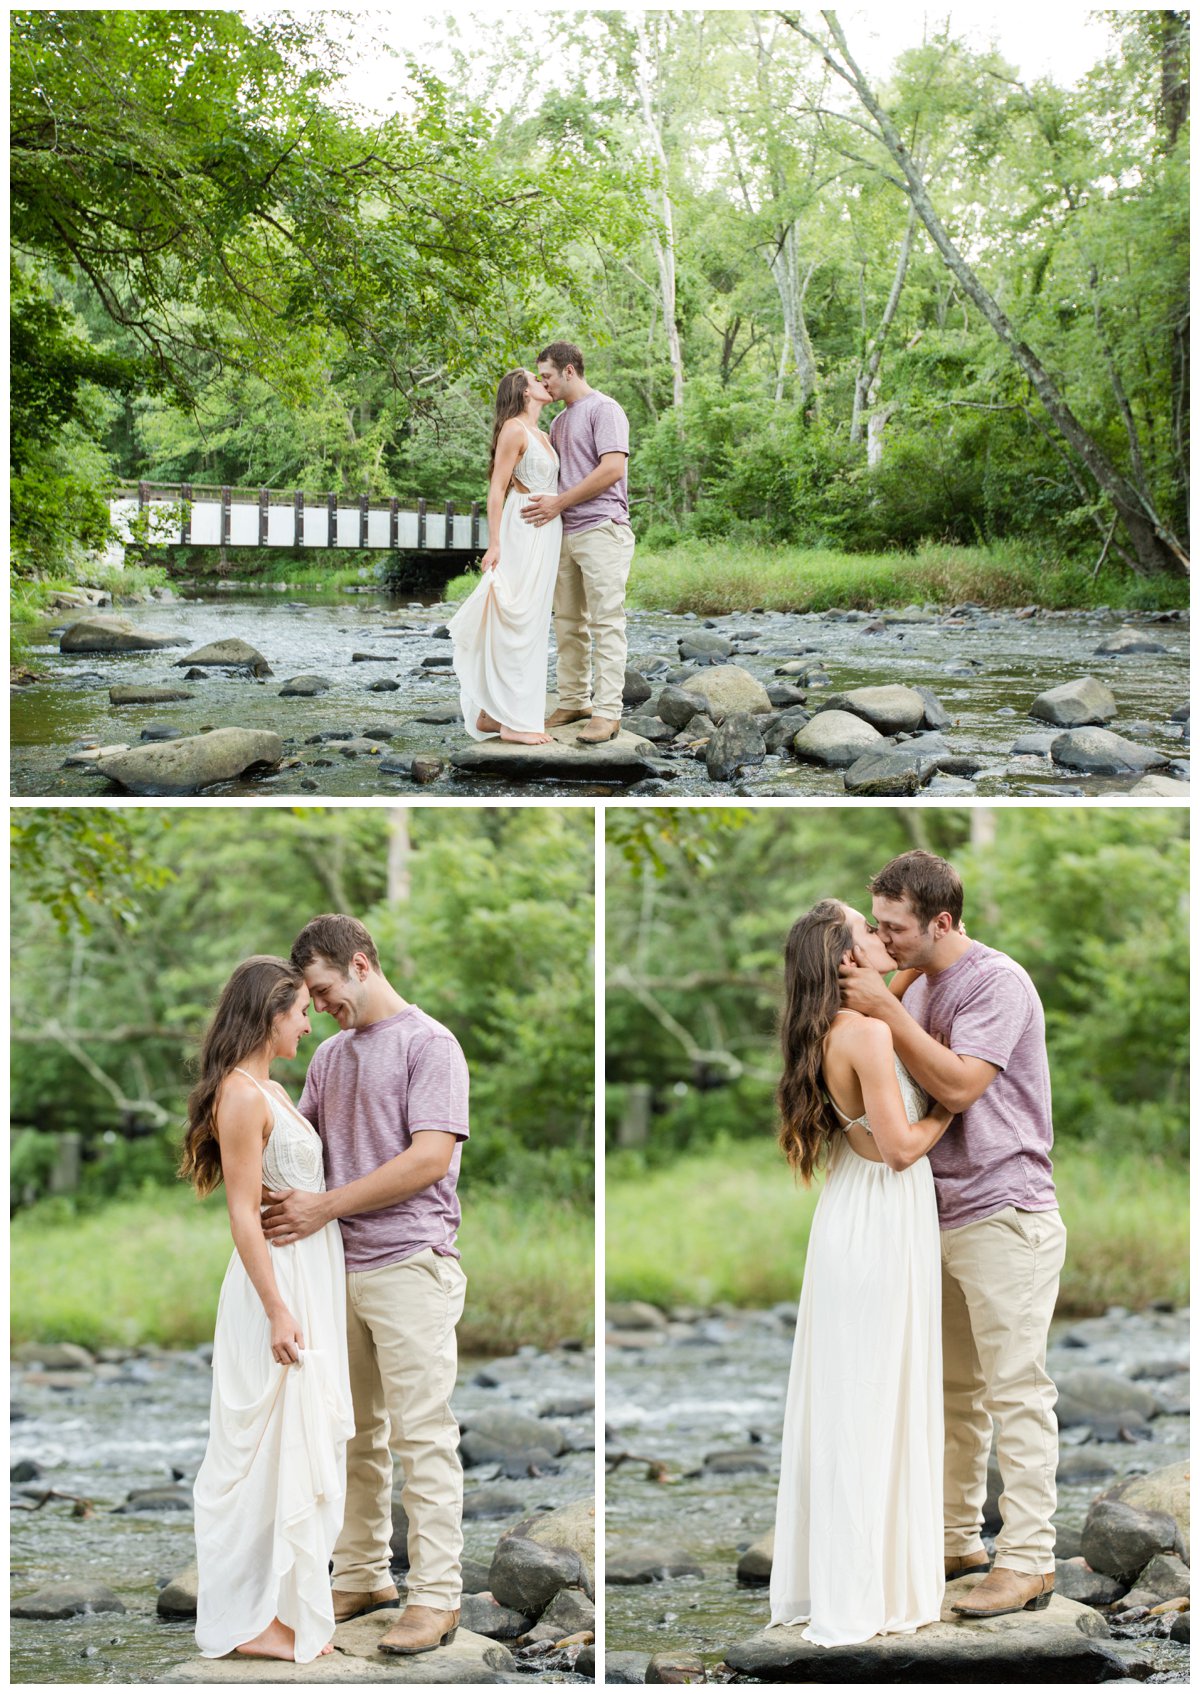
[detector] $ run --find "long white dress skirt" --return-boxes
[193,1221,353,1663]
[770,1134,944,1646]
[449,489,563,739]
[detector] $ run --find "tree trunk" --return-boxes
[787,11,1189,577]
[767,224,819,411]
[636,20,685,410]
[387,807,413,980]
[850,202,917,446]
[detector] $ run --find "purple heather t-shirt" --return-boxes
[902,942,1057,1231]
[549,389,631,534]
[298,1005,468,1271]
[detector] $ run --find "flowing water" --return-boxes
[10,1343,594,1684]
[605,1305,1190,1679]
[11,591,1188,798]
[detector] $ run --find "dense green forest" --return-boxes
[604,805,1189,1312]
[11,806,595,1210]
[10,9,1189,595]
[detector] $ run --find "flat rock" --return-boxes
[61,618,183,654]
[724,1585,1121,1683]
[843,747,939,797]
[451,727,657,783]
[607,1651,653,1683]
[160,1613,515,1682]
[1029,676,1117,728]
[96,729,284,795]
[1011,731,1058,755]
[1130,774,1189,795]
[1094,626,1168,655]
[176,639,272,676]
[792,710,885,768]
[279,676,333,697]
[1051,728,1169,775]
[607,1550,704,1584]
[109,686,195,705]
[12,1580,126,1618]
[334,738,386,756]
[822,684,928,734]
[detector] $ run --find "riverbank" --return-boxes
[605,1144,1188,1315]
[11,1186,594,1354]
[445,539,1189,616]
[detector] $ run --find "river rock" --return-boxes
[12,1581,127,1618]
[163,1613,515,1681]
[390,1495,410,1567]
[157,1565,199,1617]
[462,1485,525,1520]
[116,1485,193,1512]
[1130,774,1190,795]
[95,729,284,795]
[608,1301,669,1331]
[368,679,400,692]
[607,1652,652,1682]
[766,683,807,707]
[702,1447,769,1475]
[1105,1461,1190,1544]
[1053,1559,1125,1606]
[410,756,443,785]
[461,1407,568,1457]
[49,588,109,610]
[1054,1367,1161,1426]
[459,1591,533,1639]
[793,710,885,767]
[139,723,184,741]
[607,1549,704,1584]
[278,675,332,697]
[451,728,658,783]
[678,713,717,746]
[723,1587,1121,1682]
[11,1342,95,1369]
[624,668,653,708]
[351,652,393,662]
[1094,626,1168,656]
[513,1497,596,1589]
[684,665,772,722]
[822,684,927,734]
[1081,1498,1183,1581]
[842,747,939,796]
[60,618,182,654]
[488,1535,587,1616]
[335,737,385,756]
[646,1648,707,1682]
[176,638,272,677]
[109,686,195,706]
[706,713,765,782]
[655,685,711,730]
[1028,676,1117,728]
[678,631,732,661]
[10,1458,42,1482]
[737,1528,774,1584]
[1051,728,1169,775]
[915,685,951,729]
[1136,1552,1190,1602]
[525,1587,596,1642]
[1011,731,1059,755]
[625,715,676,744]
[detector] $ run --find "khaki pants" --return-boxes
[941,1206,1067,1574]
[333,1248,468,1608]
[553,519,636,721]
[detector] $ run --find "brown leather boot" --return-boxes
[376,1604,461,1655]
[331,1584,400,1623]
[945,1552,992,1580]
[577,715,620,743]
[951,1567,1054,1618]
[545,707,591,728]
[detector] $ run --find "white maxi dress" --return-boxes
[769,1054,944,1646]
[193,1071,354,1663]
[449,425,562,738]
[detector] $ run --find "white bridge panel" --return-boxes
[267,506,297,546]
[425,514,446,548]
[396,512,419,547]
[368,510,391,547]
[335,507,363,547]
[301,507,329,547]
[189,500,222,544]
[452,515,473,548]
[229,504,259,545]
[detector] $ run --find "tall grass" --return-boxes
[10,1186,593,1355]
[606,1142,1187,1316]
[623,539,1187,615]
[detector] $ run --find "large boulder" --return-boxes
[1094,626,1168,656]
[1028,676,1117,728]
[706,712,766,782]
[677,665,771,723]
[623,668,653,708]
[450,727,658,783]
[176,638,272,677]
[109,686,195,705]
[1081,1497,1184,1582]
[1051,728,1169,776]
[95,728,284,796]
[1105,1461,1190,1548]
[459,1407,568,1457]
[821,685,927,735]
[488,1536,587,1616]
[842,747,939,797]
[513,1497,596,1591]
[60,618,182,654]
[792,710,885,768]
[1054,1367,1161,1428]
[12,1581,126,1619]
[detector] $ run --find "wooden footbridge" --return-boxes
[109,482,489,561]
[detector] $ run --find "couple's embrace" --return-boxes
[179,914,469,1664]
[449,340,635,747]
[771,850,1067,1647]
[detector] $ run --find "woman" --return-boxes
[770,901,952,1647]
[180,957,354,1664]
[449,368,562,745]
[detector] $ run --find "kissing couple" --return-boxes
[769,849,1068,1646]
[448,340,636,747]
[179,913,469,1663]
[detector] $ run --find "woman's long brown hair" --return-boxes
[488,369,531,479]
[179,956,305,1199]
[778,900,853,1184]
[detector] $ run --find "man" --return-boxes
[839,850,1066,1620]
[261,913,469,1656]
[521,340,635,744]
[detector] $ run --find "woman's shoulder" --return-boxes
[498,416,529,441]
[829,1011,895,1056]
[214,1070,269,1130]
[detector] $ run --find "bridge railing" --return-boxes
[110,482,488,551]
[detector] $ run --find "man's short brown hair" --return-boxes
[291,913,381,975]
[537,340,584,376]
[868,850,964,929]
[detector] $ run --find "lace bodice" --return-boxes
[512,425,559,495]
[232,1069,326,1194]
[830,1055,928,1136]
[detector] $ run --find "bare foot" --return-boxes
[476,710,501,733]
[235,1618,300,1660]
[499,727,552,745]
